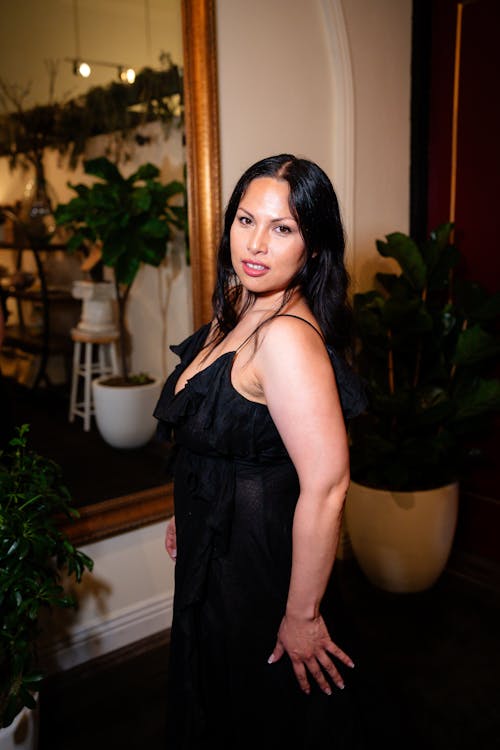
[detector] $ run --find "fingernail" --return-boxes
[325,688,332,696]
[348,660,355,668]
[267,654,274,664]
[338,683,345,690]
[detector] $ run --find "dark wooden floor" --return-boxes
[37,558,500,750]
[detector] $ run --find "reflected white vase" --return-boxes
[345,481,459,593]
[92,376,163,449]
[72,280,117,335]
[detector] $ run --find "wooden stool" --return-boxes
[68,328,119,431]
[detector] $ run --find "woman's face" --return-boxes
[230,177,307,301]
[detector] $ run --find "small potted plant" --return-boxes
[346,222,500,592]
[0,424,93,749]
[54,157,187,449]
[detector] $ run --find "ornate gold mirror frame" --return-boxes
[62,0,221,545]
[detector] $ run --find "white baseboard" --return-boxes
[39,592,174,673]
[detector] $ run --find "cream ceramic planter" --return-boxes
[92,376,163,449]
[0,698,38,750]
[345,480,459,593]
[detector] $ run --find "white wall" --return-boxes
[39,520,175,672]
[216,0,336,206]
[217,0,412,291]
[342,0,412,290]
[0,0,183,109]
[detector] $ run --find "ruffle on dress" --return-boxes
[153,323,367,458]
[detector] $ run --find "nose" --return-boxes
[248,226,268,254]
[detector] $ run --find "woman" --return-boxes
[154,154,367,749]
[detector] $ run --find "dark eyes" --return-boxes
[236,215,292,234]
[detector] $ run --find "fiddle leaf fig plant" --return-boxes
[349,222,500,491]
[54,156,187,382]
[0,424,94,728]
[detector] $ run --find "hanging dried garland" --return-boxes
[0,63,183,170]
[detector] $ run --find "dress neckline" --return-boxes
[174,349,235,397]
[173,314,325,400]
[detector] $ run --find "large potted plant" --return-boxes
[0,424,93,749]
[54,157,186,449]
[346,223,500,592]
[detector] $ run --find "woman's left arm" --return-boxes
[255,318,353,695]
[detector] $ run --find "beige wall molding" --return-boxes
[320,0,355,272]
[40,590,174,673]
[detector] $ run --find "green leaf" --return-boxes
[84,157,125,184]
[429,222,454,246]
[140,217,170,240]
[114,253,141,286]
[426,244,460,291]
[19,688,37,710]
[420,222,454,274]
[130,163,160,182]
[455,280,500,323]
[453,325,500,366]
[131,186,153,213]
[161,179,185,199]
[452,378,500,420]
[414,387,453,426]
[23,673,44,685]
[66,232,87,252]
[376,232,426,291]
[6,540,19,556]
[381,298,432,333]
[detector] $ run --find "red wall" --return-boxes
[427,0,500,562]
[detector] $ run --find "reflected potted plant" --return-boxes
[0,424,93,749]
[346,223,500,592]
[54,157,186,449]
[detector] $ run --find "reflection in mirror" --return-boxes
[0,0,220,543]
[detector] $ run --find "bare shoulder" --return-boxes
[254,311,344,434]
[249,315,334,397]
[257,312,327,362]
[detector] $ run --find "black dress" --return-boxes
[153,320,367,750]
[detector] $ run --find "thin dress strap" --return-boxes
[274,313,325,342]
[234,313,324,357]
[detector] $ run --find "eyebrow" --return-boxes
[237,206,296,223]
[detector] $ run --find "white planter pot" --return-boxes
[0,698,38,750]
[92,376,163,449]
[345,481,459,593]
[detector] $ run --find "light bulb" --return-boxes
[78,61,91,78]
[119,67,136,84]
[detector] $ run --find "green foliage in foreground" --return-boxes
[0,425,93,727]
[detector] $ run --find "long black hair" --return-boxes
[211,153,352,357]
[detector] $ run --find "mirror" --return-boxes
[64,0,220,544]
[1,0,221,545]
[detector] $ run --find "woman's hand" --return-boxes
[268,613,354,695]
[165,516,177,561]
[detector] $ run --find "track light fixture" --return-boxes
[118,67,136,84]
[72,60,91,78]
[67,58,136,84]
